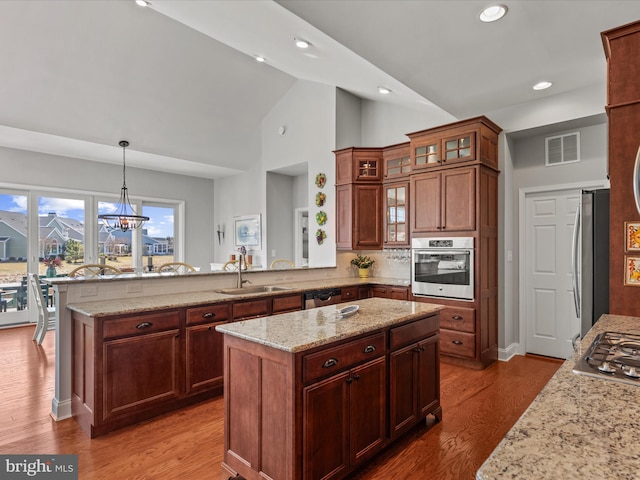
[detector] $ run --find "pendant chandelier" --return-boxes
[98,140,149,232]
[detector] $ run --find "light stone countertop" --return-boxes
[216,297,444,353]
[65,276,411,318]
[476,314,640,480]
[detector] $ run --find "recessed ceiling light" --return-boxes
[255,55,266,63]
[479,4,507,22]
[378,86,391,95]
[533,81,553,91]
[294,38,310,49]
[135,0,151,6]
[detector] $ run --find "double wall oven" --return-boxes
[411,237,474,301]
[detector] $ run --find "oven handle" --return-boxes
[571,203,581,319]
[413,249,472,256]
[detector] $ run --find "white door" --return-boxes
[524,189,581,358]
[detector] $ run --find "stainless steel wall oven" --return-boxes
[411,237,474,300]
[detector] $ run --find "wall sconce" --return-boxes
[217,224,225,244]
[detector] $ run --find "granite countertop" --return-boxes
[477,314,640,480]
[216,297,443,353]
[65,277,411,317]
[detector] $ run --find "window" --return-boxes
[142,204,176,271]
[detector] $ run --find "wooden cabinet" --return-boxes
[303,357,386,480]
[335,147,383,184]
[341,285,359,302]
[602,20,640,316]
[273,293,304,313]
[232,298,270,320]
[383,142,411,180]
[411,166,476,233]
[336,183,383,250]
[408,116,500,171]
[384,181,410,246]
[371,285,409,300]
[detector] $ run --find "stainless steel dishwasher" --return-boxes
[304,288,342,308]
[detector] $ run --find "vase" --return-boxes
[358,268,369,278]
[46,266,57,278]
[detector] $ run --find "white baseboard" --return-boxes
[498,342,521,362]
[51,398,72,422]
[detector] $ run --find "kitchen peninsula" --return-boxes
[217,297,443,480]
[477,314,640,479]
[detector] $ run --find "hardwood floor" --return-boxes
[0,326,562,479]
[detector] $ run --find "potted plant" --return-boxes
[43,256,62,278]
[351,254,375,278]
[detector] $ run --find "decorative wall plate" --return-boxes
[316,210,327,225]
[315,173,327,189]
[315,192,326,207]
[315,228,327,245]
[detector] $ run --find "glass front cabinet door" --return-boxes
[384,182,409,246]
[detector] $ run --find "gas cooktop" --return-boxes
[573,331,640,386]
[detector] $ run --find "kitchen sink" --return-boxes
[216,285,293,295]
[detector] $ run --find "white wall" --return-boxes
[0,145,215,268]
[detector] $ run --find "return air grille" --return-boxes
[545,132,580,166]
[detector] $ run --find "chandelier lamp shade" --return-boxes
[98,140,149,232]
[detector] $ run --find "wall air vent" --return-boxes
[545,132,580,166]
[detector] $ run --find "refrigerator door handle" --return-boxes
[571,203,581,319]
[634,144,640,216]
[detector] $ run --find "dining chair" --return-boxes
[222,260,239,271]
[269,259,295,269]
[157,262,196,274]
[68,264,123,278]
[28,273,56,345]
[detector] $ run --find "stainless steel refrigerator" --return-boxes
[573,189,610,338]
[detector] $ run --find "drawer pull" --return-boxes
[322,358,338,368]
[352,374,360,381]
[452,315,463,321]
[136,322,153,329]
[452,340,463,345]
[202,312,215,319]
[363,345,376,354]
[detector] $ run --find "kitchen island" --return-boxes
[477,314,640,479]
[217,297,444,480]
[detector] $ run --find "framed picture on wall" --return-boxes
[625,222,640,252]
[624,256,640,286]
[234,214,261,249]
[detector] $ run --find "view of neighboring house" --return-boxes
[0,210,172,261]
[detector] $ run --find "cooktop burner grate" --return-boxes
[573,331,640,386]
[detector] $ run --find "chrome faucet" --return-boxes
[236,246,250,288]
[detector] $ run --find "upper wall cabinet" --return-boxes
[407,116,501,172]
[336,147,383,184]
[383,142,411,180]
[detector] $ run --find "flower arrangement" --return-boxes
[43,256,62,267]
[350,254,375,269]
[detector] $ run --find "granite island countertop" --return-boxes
[65,276,410,318]
[477,314,640,480]
[216,297,444,353]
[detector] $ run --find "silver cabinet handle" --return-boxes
[634,144,640,216]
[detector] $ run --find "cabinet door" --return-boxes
[384,182,409,246]
[411,134,441,170]
[442,131,475,166]
[388,286,409,300]
[441,167,475,231]
[411,171,441,233]
[336,184,354,249]
[349,357,387,466]
[371,286,388,298]
[303,372,350,480]
[417,335,440,417]
[389,344,418,440]
[185,321,225,395]
[103,329,181,422]
[353,184,383,249]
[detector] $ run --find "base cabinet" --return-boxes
[303,357,386,480]
[222,311,440,480]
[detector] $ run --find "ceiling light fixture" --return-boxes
[378,86,391,95]
[533,81,553,91]
[255,55,266,63]
[479,4,507,22]
[135,0,151,6]
[98,141,149,232]
[294,38,310,49]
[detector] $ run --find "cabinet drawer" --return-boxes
[341,286,359,302]
[303,332,385,384]
[439,306,475,333]
[389,315,439,351]
[272,294,303,314]
[186,303,230,326]
[440,329,475,358]
[232,299,270,320]
[102,311,180,340]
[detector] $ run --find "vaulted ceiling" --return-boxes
[0,1,638,179]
